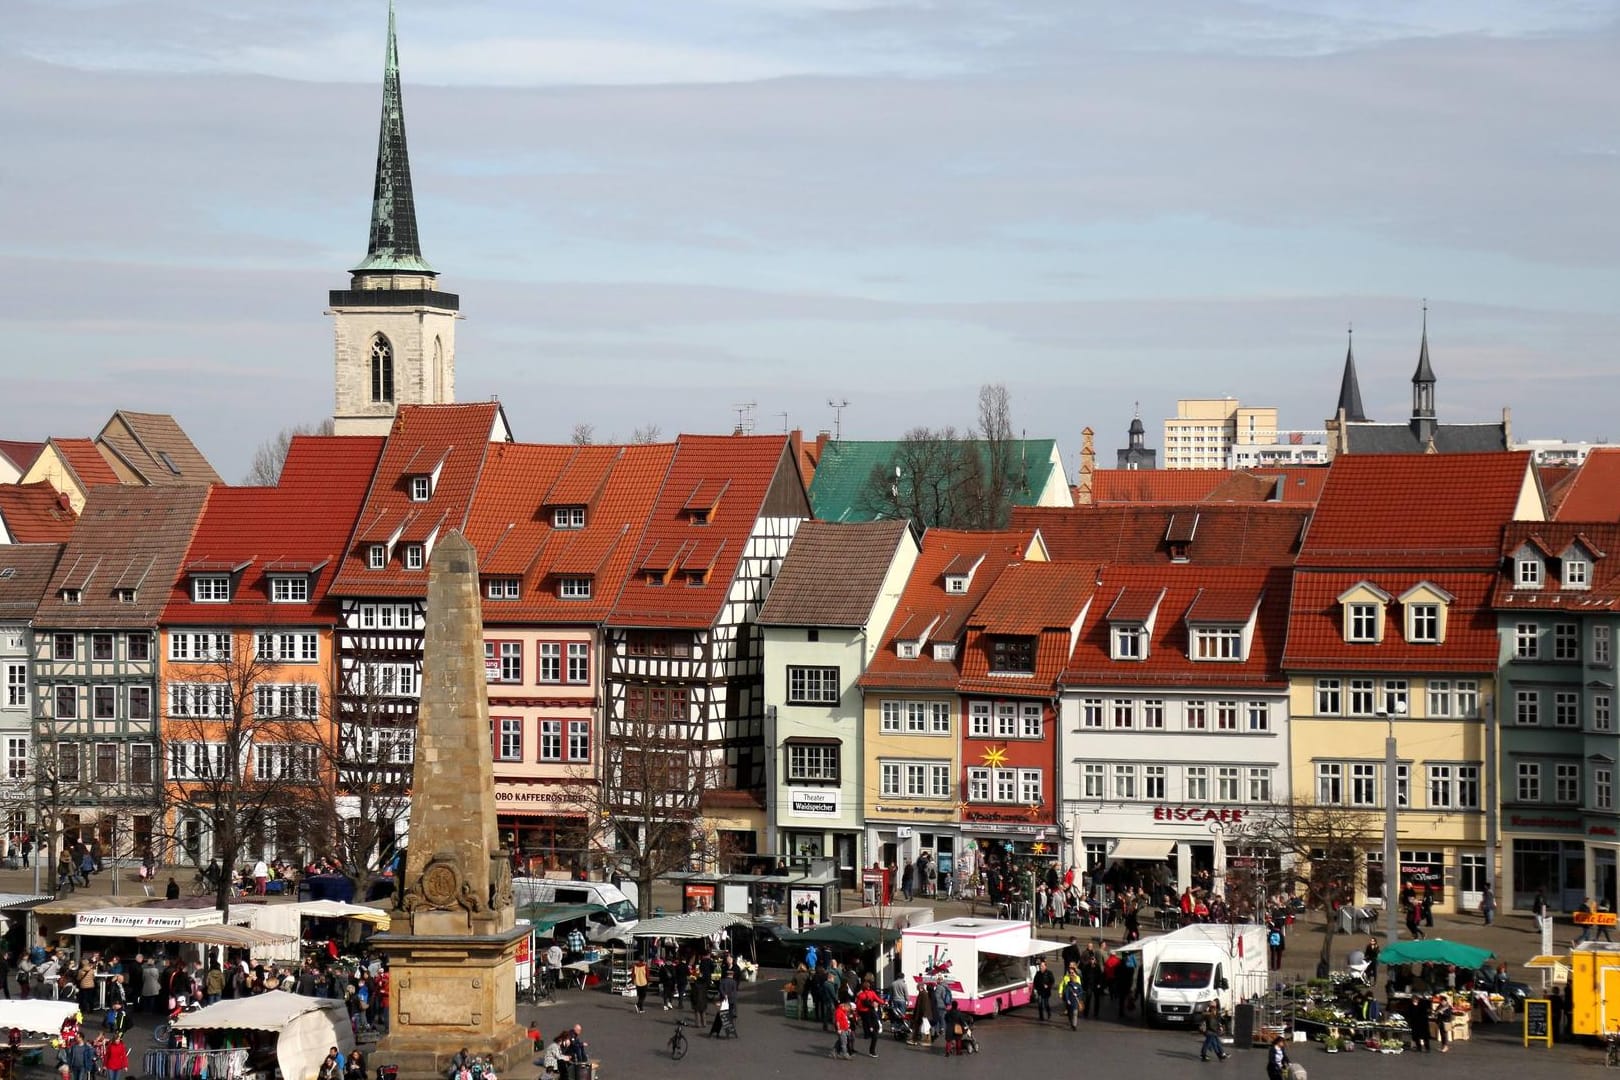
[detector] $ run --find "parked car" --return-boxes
[1473,965,1533,1008]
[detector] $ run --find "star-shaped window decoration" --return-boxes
[980,744,1009,769]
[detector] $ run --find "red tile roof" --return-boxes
[860,529,1034,692]
[0,543,64,619]
[0,441,45,474]
[1092,470,1233,504]
[163,436,383,626]
[757,520,914,628]
[50,438,121,489]
[609,435,803,629]
[1552,448,1620,522]
[329,404,507,598]
[0,482,76,543]
[1063,565,1289,688]
[465,441,675,625]
[1539,466,1580,518]
[1494,522,1620,611]
[1299,453,1535,569]
[1283,569,1499,672]
[1012,503,1308,567]
[1105,586,1165,622]
[957,563,1094,695]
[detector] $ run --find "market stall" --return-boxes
[158,990,353,1080]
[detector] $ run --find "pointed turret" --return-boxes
[355,1,433,275]
[1411,303,1436,443]
[1335,327,1367,423]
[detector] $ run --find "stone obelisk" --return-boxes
[373,532,528,1077]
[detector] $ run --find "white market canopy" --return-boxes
[144,925,295,948]
[0,999,81,1034]
[631,912,750,938]
[297,900,391,928]
[984,937,1067,958]
[64,906,223,937]
[173,990,331,1033]
[1108,838,1175,862]
[173,990,353,1080]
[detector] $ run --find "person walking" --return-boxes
[688,964,708,1029]
[658,956,676,1010]
[1265,1035,1290,1080]
[830,999,853,1060]
[1422,890,1435,929]
[1405,897,1425,940]
[630,957,649,1013]
[1405,994,1431,1053]
[1480,884,1496,926]
[901,861,915,903]
[1032,959,1055,1022]
[1267,925,1283,971]
[1198,1001,1228,1061]
[104,1033,129,1080]
[854,978,883,1058]
[1532,890,1550,936]
[1081,953,1104,1021]
[1059,964,1082,1030]
[67,1037,97,1080]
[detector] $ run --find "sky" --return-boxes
[4,0,1619,482]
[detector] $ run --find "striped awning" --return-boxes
[143,925,296,947]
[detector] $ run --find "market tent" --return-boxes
[0,999,81,1033]
[630,911,750,938]
[144,925,295,947]
[787,924,901,948]
[173,990,352,1080]
[32,895,153,918]
[517,903,608,936]
[298,900,391,928]
[0,894,53,911]
[1376,939,1492,969]
[982,937,1066,958]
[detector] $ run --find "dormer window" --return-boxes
[1517,557,1543,588]
[683,570,709,588]
[1348,604,1379,643]
[1336,581,1390,645]
[898,641,919,659]
[1565,558,1590,590]
[559,576,592,600]
[409,476,431,502]
[403,544,425,571]
[486,578,520,601]
[989,636,1035,674]
[552,506,586,530]
[933,642,957,661]
[116,588,136,604]
[945,575,969,594]
[268,576,308,603]
[1190,627,1242,660]
[192,575,230,603]
[1407,604,1438,643]
[367,545,387,570]
[61,588,81,605]
[1113,626,1145,661]
[688,508,711,526]
[941,553,984,594]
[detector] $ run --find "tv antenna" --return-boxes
[778,411,790,434]
[733,401,756,435]
[827,399,850,441]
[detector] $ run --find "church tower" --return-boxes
[1410,305,1437,445]
[330,2,458,436]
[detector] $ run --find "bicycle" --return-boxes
[189,873,211,897]
[518,973,554,1006]
[668,1019,688,1061]
[1606,1029,1620,1068]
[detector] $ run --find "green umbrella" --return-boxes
[1376,938,1493,969]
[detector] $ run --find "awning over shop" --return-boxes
[516,904,607,936]
[0,999,81,1034]
[982,937,1067,959]
[631,912,750,939]
[34,895,156,918]
[297,900,390,928]
[1108,838,1175,862]
[144,925,296,948]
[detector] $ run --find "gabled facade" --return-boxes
[0,441,46,486]
[857,529,1042,880]
[1493,522,1620,913]
[758,520,918,887]
[463,441,675,873]
[95,411,221,487]
[326,404,510,815]
[957,562,1087,873]
[605,434,810,859]
[157,436,381,863]
[1284,452,1543,914]
[22,438,121,514]
[31,487,208,865]
[0,483,76,544]
[0,544,64,834]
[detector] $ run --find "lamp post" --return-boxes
[1381,701,1408,942]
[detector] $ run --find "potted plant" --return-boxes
[1323,1034,1344,1053]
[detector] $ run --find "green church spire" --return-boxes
[355,2,434,275]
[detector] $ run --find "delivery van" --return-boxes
[1126,923,1269,1027]
[513,878,639,941]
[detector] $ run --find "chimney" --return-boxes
[1077,427,1096,505]
[1502,406,1513,448]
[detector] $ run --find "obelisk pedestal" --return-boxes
[372,532,529,1078]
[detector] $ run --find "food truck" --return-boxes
[899,917,1063,1015]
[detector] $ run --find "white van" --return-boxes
[514,878,639,942]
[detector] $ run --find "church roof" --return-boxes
[1334,331,1367,422]
[353,2,432,276]
[1339,422,1507,455]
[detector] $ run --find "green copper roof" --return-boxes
[808,437,1061,523]
[354,2,434,275]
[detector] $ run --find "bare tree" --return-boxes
[1246,800,1380,965]
[305,652,416,898]
[159,636,328,917]
[242,420,335,486]
[570,423,596,446]
[571,703,725,917]
[856,384,1021,529]
[629,424,662,445]
[974,383,1017,529]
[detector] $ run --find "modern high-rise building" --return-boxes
[1162,398,1279,470]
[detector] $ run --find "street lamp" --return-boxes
[1380,700,1408,943]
